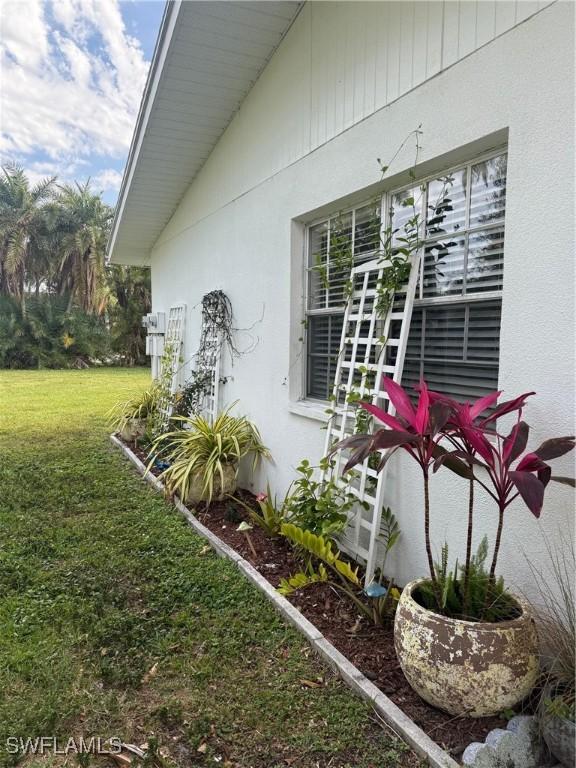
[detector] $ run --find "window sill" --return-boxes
[288,400,331,423]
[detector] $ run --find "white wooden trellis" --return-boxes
[156,303,186,430]
[199,326,222,424]
[321,253,420,586]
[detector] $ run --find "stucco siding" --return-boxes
[149,1,574,596]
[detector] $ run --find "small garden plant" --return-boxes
[107,383,161,440]
[149,404,270,504]
[282,458,360,537]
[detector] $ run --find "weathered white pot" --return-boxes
[394,578,539,717]
[119,418,147,442]
[185,463,238,505]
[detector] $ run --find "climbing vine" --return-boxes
[179,290,237,418]
[151,337,181,435]
[312,127,424,318]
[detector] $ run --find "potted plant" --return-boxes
[108,384,160,442]
[150,404,270,505]
[527,541,575,768]
[332,377,574,717]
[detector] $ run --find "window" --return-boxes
[304,151,507,403]
[306,202,381,399]
[400,153,507,401]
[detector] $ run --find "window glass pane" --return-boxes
[426,169,467,236]
[390,186,422,245]
[403,300,501,402]
[422,236,466,298]
[466,227,504,294]
[308,222,328,310]
[466,300,501,362]
[423,305,466,360]
[354,203,381,261]
[306,314,344,399]
[469,155,507,227]
[326,212,352,308]
[403,358,500,402]
[306,152,506,403]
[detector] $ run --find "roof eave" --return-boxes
[107,0,180,266]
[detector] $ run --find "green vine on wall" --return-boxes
[151,337,181,436]
[312,126,424,318]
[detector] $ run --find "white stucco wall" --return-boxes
[149,1,575,596]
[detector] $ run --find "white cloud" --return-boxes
[0,0,149,174]
[91,167,123,194]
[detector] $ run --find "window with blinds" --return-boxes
[400,152,506,402]
[306,203,381,399]
[304,151,507,403]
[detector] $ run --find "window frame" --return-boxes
[301,146,507,405]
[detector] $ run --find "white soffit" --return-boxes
[108,1,302,266]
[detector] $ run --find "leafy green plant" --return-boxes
[283,458,358,537]
[107,384,161,435]
[281,522,401,627]
[377,506,401,583]
[416,537,520,622]
[281,523,359,583]
[278,562,329,595]
[232,486,285,537]
[369,586,402,627]
[172,369,213,418]
[150,404,270,504]
[150,337,180,436]
[279,522,382,620]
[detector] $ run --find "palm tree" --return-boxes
[107,265,151,364]
[0,163,56,301]
[53,181,113,314]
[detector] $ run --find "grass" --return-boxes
[0,369,417,768]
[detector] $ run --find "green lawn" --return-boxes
[0,369,416,768]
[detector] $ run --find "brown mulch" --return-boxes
[125,443,507,758]
[194,492,507,759]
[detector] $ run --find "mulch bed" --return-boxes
[127,442,507,758]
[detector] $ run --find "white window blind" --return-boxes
[400,152,507,401]
[305,150,507,404]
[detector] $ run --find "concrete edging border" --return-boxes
[110,434,459,768]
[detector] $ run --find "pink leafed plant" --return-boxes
[331,376,575,616]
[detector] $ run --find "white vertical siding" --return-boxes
[307,1,554,143]
[158,0,556,246]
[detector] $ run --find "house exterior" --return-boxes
[109,1,575,595]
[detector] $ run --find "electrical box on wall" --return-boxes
[141,312,166,333]
[145,335,165,357]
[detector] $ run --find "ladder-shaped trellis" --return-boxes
[187,290,236,424]
[199,325,222,423]
[322,254,420,586]
[156,303,186,431]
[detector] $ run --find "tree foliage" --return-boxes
[0,164,150,368]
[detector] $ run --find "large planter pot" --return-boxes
[184,463,238,505]
[394,578,539,717]
[542,711,575,767]
[119,418,147,442]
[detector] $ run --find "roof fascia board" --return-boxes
[107,0,182,263]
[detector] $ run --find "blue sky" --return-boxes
[0,0,165,204]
